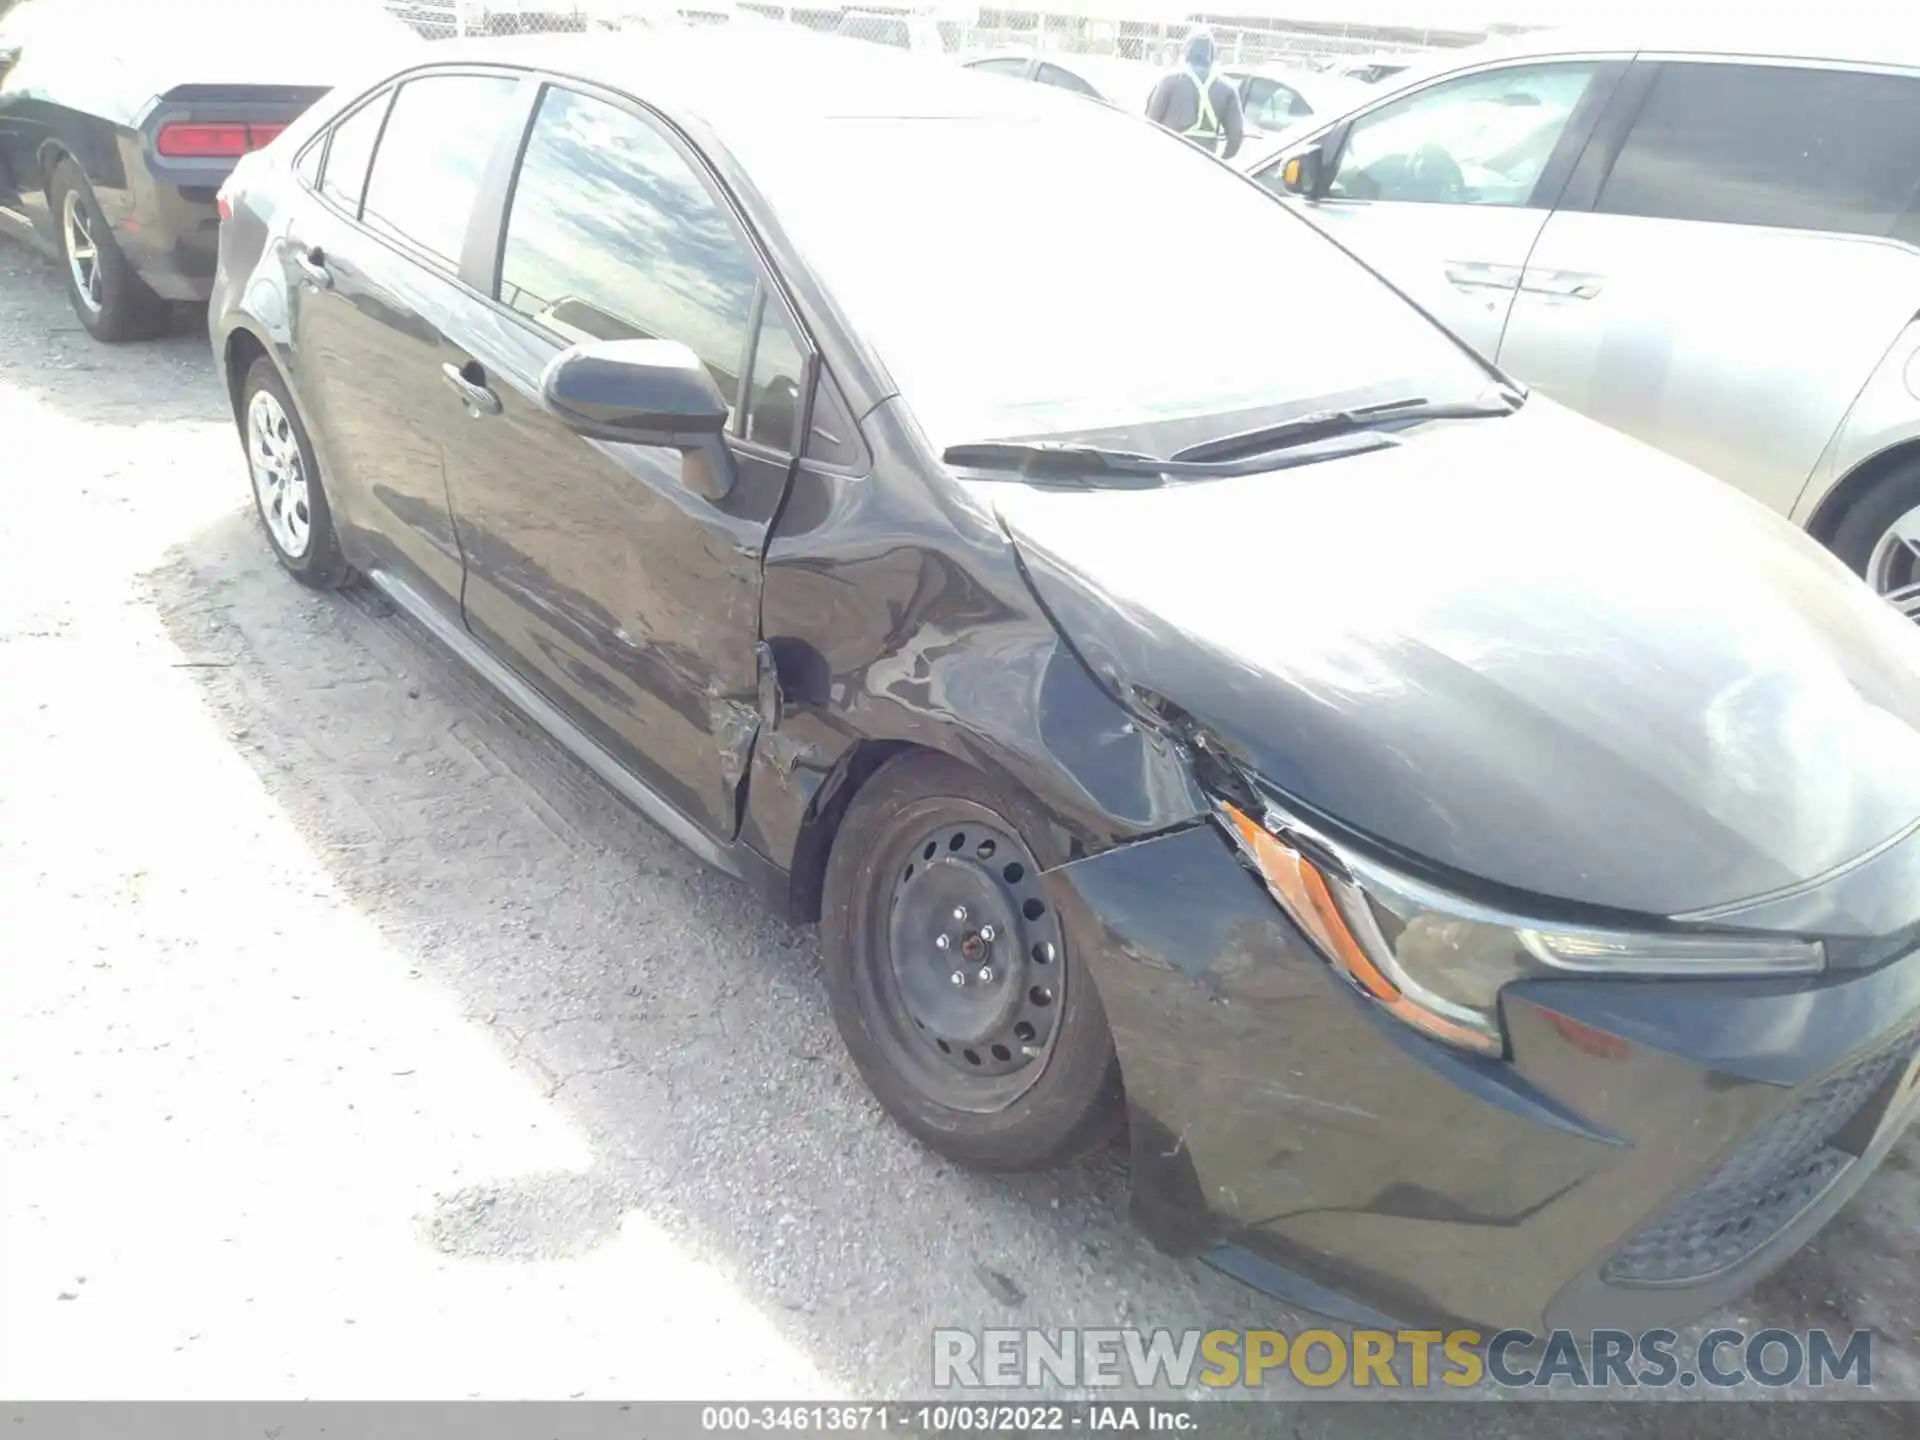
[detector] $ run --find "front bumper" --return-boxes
[1045,823,1920,1333]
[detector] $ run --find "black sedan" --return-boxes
[208,25,1920,1334]
[0,0,415,340]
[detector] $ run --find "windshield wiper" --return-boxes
[1172,387,1524,465]
[942,426,1402,485]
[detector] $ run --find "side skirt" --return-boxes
[366,566,794,910]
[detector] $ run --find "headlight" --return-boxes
[1218,800,1825,1057]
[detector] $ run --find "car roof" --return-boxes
[1405,16,1920,72]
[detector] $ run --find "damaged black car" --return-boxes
[208,26,1920,1333]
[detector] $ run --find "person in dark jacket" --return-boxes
[1144,27,1245,160]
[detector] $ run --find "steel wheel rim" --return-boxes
[871,807,1066,1114]
[1867,503,1920,623]
[62,190,103,315]
[247,390,312,560]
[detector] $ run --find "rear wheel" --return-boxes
[820,753,1123,1170]
[49,159,170,343]
[240,357,356,590]
[1832,463,1920,623]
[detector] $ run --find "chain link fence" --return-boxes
[383,4,1502,78]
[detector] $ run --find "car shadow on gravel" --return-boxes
[143,504,1297,1403]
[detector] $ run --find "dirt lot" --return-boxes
[1,238,1916,1423]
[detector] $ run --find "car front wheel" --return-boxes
[820,752,1123,1171]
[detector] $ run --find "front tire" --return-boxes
[49,159,170,343]
[1832,462,1920,622]
[239,357,356,590]
[821,752,1123,1171]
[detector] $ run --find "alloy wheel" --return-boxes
[877,814,1066,1113]
[61,189,103,315]
[247,389,312,560]
[1867,503,1920,622]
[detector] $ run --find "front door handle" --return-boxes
[292,248,332,291]
[1443,262,1522,292]
[1519,271,1603,300]
[441,361,502,417]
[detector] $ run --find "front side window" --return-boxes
[1329,62,1599,207]
[361,73,520,271]
[316,88,392,216]
[1597,62,1920,242]
[1243,78,1308,129]
[498,85,757,407]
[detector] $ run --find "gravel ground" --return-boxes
[1,237,1916,1427]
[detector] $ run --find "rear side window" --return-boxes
[498,85,757,406]
[317,89,392,216]
[1598,62,1920,242]
[361,72,519,271]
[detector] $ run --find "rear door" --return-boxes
[435,80,807,840]
[1499,58,1920,516]
[282,68,525,617]
[1277,57,1622,359]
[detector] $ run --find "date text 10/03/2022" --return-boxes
[700,1406,1197,1432]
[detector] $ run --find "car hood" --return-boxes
[991,398,1920,926]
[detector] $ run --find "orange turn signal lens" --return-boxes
[1221,802,1499,1055]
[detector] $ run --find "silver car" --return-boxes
[1243,20,1920,620]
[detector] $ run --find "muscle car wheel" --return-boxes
[821,752,1123,1170]
[239,357,356,590]
[49,160,169,343]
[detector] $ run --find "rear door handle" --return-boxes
[292,248,332,291]
[441,361,502,417]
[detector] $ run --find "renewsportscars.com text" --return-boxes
[932,1326,1876,1391]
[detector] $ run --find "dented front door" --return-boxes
[432,83,803,842]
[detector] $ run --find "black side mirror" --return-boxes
[540,338,736,500]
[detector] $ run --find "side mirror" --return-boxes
[1275,142,1326,198]
[540,338,736,500]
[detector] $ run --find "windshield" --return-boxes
[735,111,1491,448]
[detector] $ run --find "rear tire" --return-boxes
[1831,461,1920,622]
[239,357,356,590]
[49,159,170,343]
[820,752,1123,1171]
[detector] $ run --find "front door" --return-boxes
[1292,59,1615,360]
[283,70,524,615]
[438,82,806,839]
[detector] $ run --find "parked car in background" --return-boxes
[1335,50,1419,85]
[1223,62,1370,145]
[212,25,1920,1335]
[0,0,416,340]
[961,49,1161,114]
[834,8,951,54]
[1248,20,1920,620]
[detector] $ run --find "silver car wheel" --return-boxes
[1867,503,1920,622]
[61,189,103,315]
[247,389,312,560]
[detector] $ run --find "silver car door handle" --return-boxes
[441,362,502,417]
[1520,273,1603,300]
[1443,263,1522,292]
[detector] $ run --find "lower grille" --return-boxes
[1603,1033,1919,1286]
